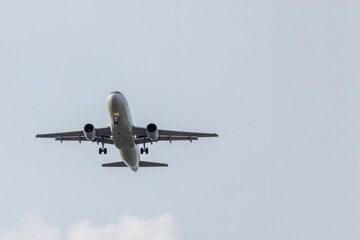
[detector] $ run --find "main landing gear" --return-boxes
[98,138,107,154]
[140,147,148,154]
[140,140,149,154]
[99,147,107,154]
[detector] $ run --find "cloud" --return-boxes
[0,213,177,240]
[67,214,177,240]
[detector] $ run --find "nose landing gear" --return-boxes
[114,113,119,125]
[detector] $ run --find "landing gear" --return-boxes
[98,137,107,154]
[140,147,149,154]
[114,113,119,125]
[99,147,107,154]
[140,140,149,154]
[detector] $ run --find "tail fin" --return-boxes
[102,161,168,167]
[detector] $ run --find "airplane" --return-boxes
[36,91,218,172]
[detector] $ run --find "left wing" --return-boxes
[132,126,218,144]
[36,127,113,144]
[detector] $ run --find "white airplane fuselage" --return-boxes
[106,92,140,172]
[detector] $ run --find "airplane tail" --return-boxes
[102,161,168,167]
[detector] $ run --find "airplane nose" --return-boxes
[107,92,121,103]
[108,91,124,103]
[132,167,138,172]
[110,91,122,95]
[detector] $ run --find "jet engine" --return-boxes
[83,123,96,141]
[146,123,159,140]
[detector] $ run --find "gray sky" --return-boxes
[0,0,358,239]
[273,1,360,239]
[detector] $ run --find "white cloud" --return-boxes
[66,214,177,240]
[0,213,177,240]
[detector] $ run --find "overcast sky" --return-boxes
[0,0,359,239]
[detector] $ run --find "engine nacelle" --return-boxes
[146,123,159,140]
[83,123,96,141]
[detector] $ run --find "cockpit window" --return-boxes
[111,91,121,94]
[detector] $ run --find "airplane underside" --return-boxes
[36,91,218,172]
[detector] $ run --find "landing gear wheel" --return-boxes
[141,140,149,155]
[114,119,118,125]
[99,148,103,154]
[104,148,107,154]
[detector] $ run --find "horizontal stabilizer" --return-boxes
[139,161,168,167]
[102,161,127,167]
[102,161,168,167]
